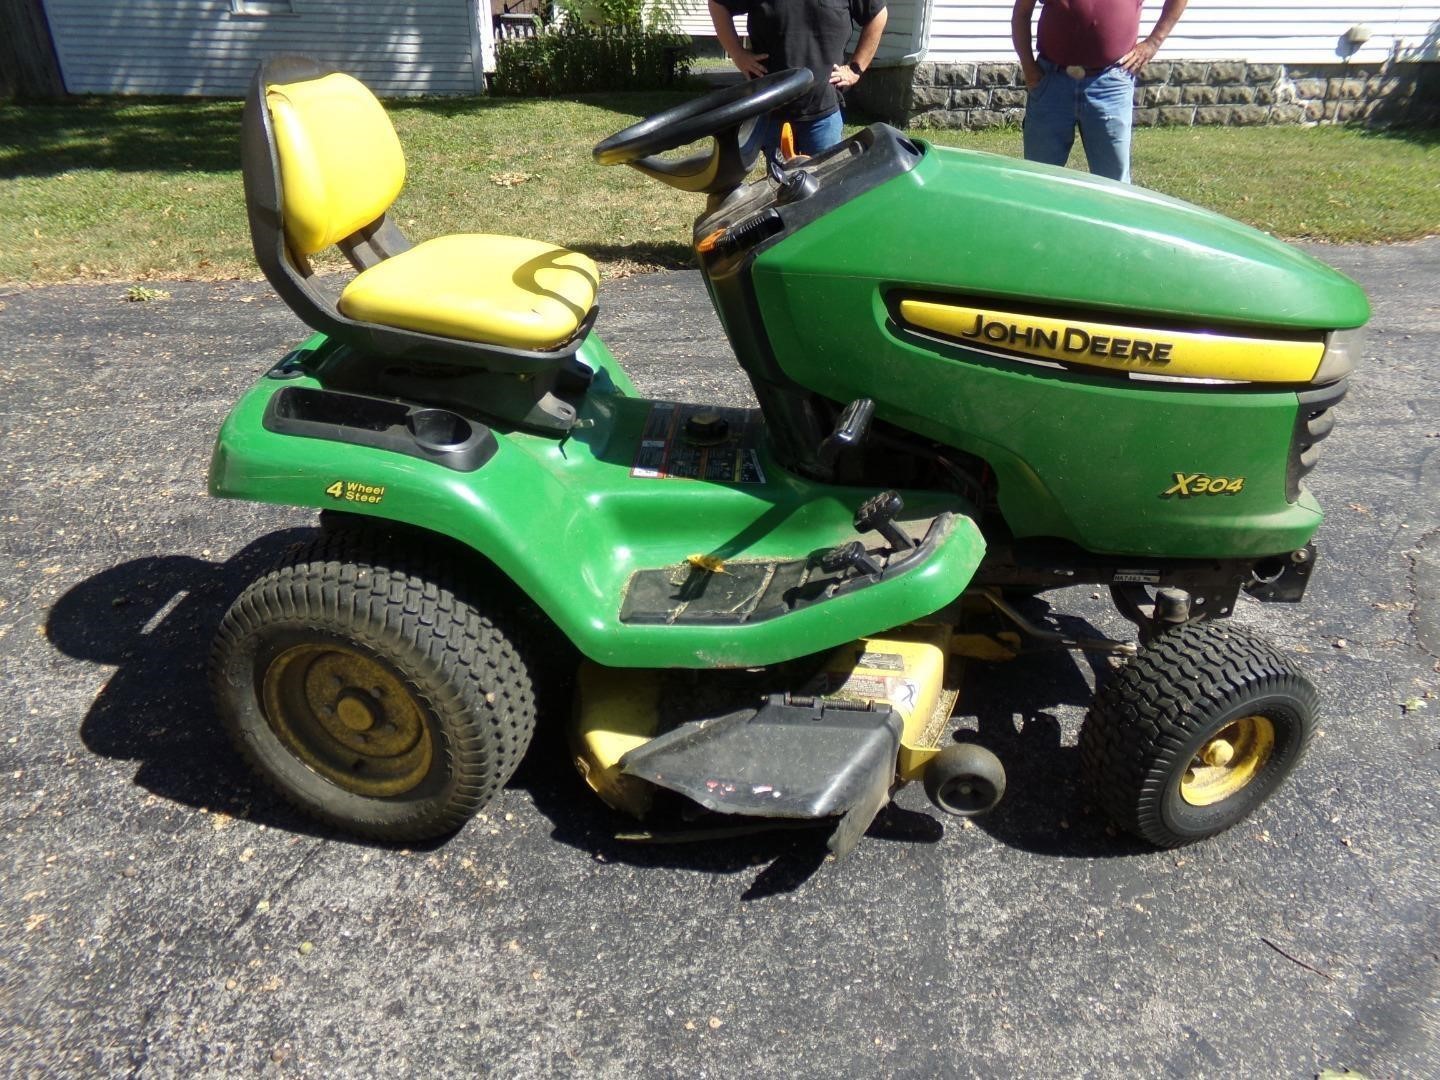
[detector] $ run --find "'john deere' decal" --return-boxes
[898,300,1324,384]
[1162,472,1245,497]
[949,311,1175,365]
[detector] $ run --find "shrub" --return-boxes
[560,0,681,33]
[492,23,694,96]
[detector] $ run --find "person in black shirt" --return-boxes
[709,0,888,164]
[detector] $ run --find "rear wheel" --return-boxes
[1078,622,1317,847]
[210,527,535,842]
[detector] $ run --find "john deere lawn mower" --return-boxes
[209,59,1368,856]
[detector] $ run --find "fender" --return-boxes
[210,335,986,669]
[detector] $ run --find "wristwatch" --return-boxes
[847,60,864,76]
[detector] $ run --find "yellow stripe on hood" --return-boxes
[899,300,1324,383]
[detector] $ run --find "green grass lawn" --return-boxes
[1,92,1436,284]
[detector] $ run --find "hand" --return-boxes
[830,63,860,89]
[729,48,769,78]
[1021,61,1042,89]
[1117,38,1158,74]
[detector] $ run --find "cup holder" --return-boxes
[407,408,476,452]
[262,387,497,472]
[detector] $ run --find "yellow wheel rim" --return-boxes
[1179,714,1275,807]
[261,642,433,797]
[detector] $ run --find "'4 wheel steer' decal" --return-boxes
[325,480,387,505]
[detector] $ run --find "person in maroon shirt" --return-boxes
[1011,0,1188,182]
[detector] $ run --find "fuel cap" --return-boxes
[683,410,730,445]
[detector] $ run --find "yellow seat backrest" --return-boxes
[266,72,406,256]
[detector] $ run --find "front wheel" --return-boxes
[1078,622,1317,847]
[210,527,536,842]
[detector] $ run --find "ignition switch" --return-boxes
[776,170,819,205]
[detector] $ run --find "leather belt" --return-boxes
[1041,55,1110,79]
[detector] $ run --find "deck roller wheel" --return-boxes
[924,743,1006,817]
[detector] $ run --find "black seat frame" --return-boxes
[241,55,595,434]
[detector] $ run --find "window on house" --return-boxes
[230,0,298,15]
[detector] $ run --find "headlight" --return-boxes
[1314,326,1365,384]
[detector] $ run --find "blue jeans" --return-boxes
[1022,58,1136,182]
[744,109,844,168]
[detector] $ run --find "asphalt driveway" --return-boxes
[2,240,1437,1077]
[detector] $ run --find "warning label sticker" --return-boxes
[807,671,921,713]
[857,651,906,672]
[630,402,766,484]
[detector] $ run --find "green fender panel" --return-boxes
[210,335,986,668]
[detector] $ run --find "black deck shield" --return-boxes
[619,696,902,858]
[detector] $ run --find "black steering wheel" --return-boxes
[592,68,813,194]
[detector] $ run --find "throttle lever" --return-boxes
[855,490,916,553]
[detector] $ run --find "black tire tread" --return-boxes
[210,523,536,841]
[1078,622,1318,847]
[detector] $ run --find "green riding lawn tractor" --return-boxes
[209,59,1369,857]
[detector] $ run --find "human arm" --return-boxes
[830,5,888,89]
[1010,0,1042,89]
[1118,0,1188,74]
[708,0,768,78]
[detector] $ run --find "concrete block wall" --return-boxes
[891,60,1439,130]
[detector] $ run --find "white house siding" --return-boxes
[42,0,483,96]
[682,1,1438,65]
[673,0,712,38]
[676,0,930,62]
[928,1,1439,65]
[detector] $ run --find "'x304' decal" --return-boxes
[1162,472,1246,497]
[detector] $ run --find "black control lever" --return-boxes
[816,398,875,474]
[820,540,883,578]
[854,490,916,552]
[699,208,784,259]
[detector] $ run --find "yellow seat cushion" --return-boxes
[267,73,406,256]
[338,234,599,351]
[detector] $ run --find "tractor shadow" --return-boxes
[514,595,1148,895]
[511,630,951,898]
[513,736,946,900]
[46,533,851,887]
[46,533,863,887]
[50,545,1145,886]
[45,530,424,847]
[951,598,1150,858]
[507,654,864,900]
